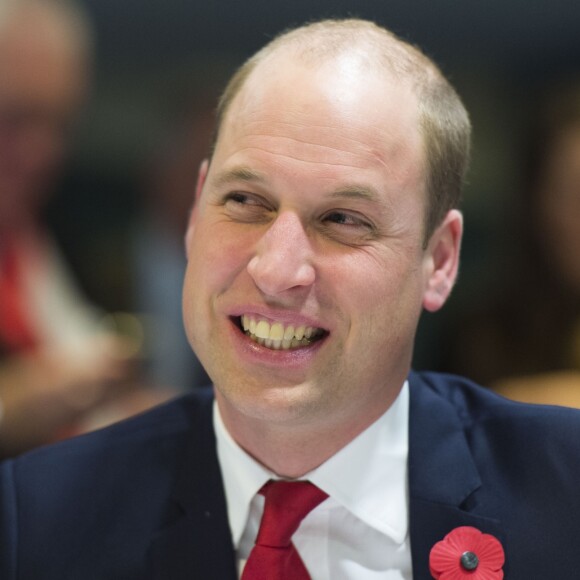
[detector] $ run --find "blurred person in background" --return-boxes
[449,80,580,405]
[0,0,145,457]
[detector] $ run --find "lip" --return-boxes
[225,306,329,369]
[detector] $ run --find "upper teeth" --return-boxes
[241,315,322,349]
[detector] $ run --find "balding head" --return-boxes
[213,19,471,243]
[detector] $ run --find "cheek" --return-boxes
[342,250,423,306]
[188,221,252,290]
[334,251,425,342]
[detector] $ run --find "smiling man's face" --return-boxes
[183,52,459,438]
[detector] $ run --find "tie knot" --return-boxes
[256,480,328,548]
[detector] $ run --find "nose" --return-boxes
[247,211,316,296]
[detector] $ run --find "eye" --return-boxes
[320,210,376,243]
[224,192,258,206]
[222,191,274,223]
[322,210,374,229]
[323,211,364,226]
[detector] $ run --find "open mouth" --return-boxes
[234,315,327,350]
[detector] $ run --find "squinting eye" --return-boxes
[222,191,274,223]
[323,211,368,227]
[223,191,269,210]
[326,212,352,225]
[320,210,377,244]
[225,192,253,205]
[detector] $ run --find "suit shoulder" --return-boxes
[411,370,580,434]
[6,388,214,481]
[0,388,218,578]
[410,370,580,504]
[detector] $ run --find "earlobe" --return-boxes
[185,159,210,258]
[422,210,463,312]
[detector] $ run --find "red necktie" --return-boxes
[242,480,328,580]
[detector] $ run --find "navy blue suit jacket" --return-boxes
[2,371,580,579]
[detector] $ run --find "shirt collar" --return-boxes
[214,381,410,547]
[214,403,273,546]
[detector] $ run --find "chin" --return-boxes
[218,379,325,424]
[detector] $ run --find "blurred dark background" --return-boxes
[48,0,580,375]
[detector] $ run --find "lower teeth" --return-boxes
[246,331,313,349]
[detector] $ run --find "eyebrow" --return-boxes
[328,185,381,202]
[211,166,385,208]
[211,166,267,188]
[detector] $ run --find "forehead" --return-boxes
[214,52,425,194]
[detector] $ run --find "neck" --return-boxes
[216,394,397,478]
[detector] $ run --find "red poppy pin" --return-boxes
[429,526,505,579]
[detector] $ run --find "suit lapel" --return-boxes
[148,391,237,580]
[407,373,503,580]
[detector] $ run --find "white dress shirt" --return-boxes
[214,382,412,579]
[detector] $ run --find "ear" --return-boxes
[185,159,209,257]
[422,209,463,312]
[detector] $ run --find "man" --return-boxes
[2,18,580,579]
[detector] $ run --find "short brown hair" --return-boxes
[212,19,471,243]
